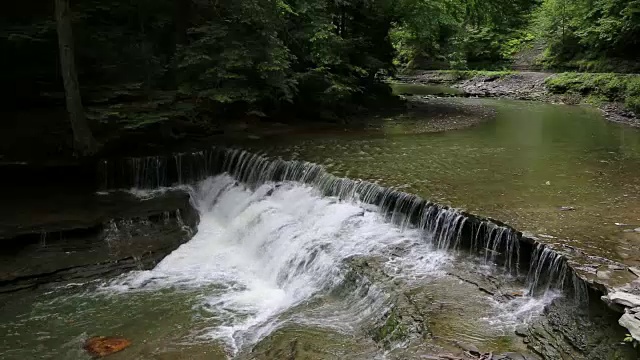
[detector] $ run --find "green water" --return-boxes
[261,97,640,266]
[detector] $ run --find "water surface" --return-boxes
[2,92,639,359]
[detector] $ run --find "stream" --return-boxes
[1,86,639,359]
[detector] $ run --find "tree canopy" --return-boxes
[2,0,639,131]
[534,0,640,71]
[3,0,398,119]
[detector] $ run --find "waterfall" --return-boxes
[106,174,451,352]
[526,243,589,303]
[100,147,588,300]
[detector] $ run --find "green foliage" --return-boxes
[545,73,640,113]
[280,0,397,116]
[392,0,640,72]
[501,31,536,59]
[534,0,640,71]
[391,0,539,70]
[624,334,639,348]
[3,0,400,122]
[176,0,296,106]
[8,0,638,132]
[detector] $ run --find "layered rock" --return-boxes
[0,189,198,293]
[603,290,640,342]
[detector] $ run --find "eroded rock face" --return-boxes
[602,289,640,342]
[84,336,131,357]
[0,189,198,293]
[523,298,639,359]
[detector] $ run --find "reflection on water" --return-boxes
[260,98,640,263]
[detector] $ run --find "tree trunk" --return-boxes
[174,0,189,46]
[55,0,97,156]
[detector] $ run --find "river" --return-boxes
[1,87,639,359]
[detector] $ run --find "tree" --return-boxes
[535,0,640,69]
[55,0,97,155]
[390,0,539,69]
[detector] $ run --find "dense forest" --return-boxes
[2,0,639,155]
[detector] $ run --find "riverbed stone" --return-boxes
[559,206,576,211]
[404,69,640,129]
[597,270,612,280]
[609,265,627,271]
[496,353,534,360]
[515,325,528,337]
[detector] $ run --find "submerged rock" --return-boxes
[84,336,131,357]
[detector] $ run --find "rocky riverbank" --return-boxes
[397,71,640,128]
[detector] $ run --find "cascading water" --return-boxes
[97,147,591,355]
[101,148,587,292]
[525,243,589,303]
[101,148,525,273]
[107,175,452,353]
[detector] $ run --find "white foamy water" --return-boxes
[484,290,562,330]
[106,175,450,352]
